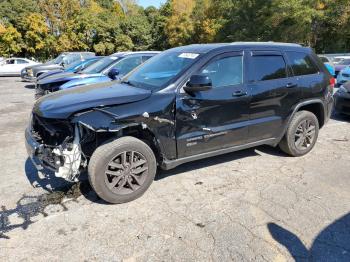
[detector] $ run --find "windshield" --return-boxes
[125,51,201,90]
[65,60,84,71]
[338,59,350,65]
[81,57,121,74]
[53,54,66,64]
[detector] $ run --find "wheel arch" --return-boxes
[276,99,326,145]
[294,100,326,128]
[82,123,165,166]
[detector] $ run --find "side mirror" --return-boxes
[184,75,212,94]
[108,68,120,80]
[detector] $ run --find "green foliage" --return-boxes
[1,0,350,58]
[0,24,22,55]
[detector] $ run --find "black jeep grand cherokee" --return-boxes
[26,42,334,203]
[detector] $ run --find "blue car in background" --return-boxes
[35,51,160,98]
[36,57,103,81]
[319,55,335,76]
[337,66,350,86]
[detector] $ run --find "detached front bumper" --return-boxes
[25,127,62,173]
[25,125,83,181]
[25,128,44,170]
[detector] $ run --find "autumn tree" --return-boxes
[0,24,22,56]
[165,0,195,47]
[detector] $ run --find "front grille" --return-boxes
[27,69,33,77]
[32,114,73,146]
[38,81,69,93]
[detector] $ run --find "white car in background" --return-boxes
[0,58,39,76]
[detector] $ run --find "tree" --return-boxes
[145,3,171,50]
[121,9,153,50]
[191,0,221,43]
[0,0,39,26]
[21,13,49,57]
[165,0,195,47]
[0,25,22,56]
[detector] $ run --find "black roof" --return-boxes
[170,42,309,54]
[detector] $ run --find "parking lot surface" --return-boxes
[0,77,350,261]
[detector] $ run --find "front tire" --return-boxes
[88,136,157,204]
[279,111,319,157]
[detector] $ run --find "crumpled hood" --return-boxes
[33,82,152,119]
[37,73,103,86]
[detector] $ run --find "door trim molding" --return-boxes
[161,137,277,170]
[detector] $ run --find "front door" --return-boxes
[176,52,250,158]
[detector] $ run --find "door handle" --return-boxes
[286,83,297,88]
[232,90,247,97]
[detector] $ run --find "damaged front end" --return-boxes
[25,114,93,181]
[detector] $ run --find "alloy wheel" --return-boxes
[294,119,316,150]
[104,151,148,195]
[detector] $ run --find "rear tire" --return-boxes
[279,111,319,157]
[88,136,157,204]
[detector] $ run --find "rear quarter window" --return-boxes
[286,51,319,76]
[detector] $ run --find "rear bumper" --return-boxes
[334,93,350,115]
[325,94,334,123]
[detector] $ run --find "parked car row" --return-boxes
[34,51,159,98]
[23,42,339,204]
[21,52,95,81]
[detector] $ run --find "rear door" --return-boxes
[285,51,324,100]
[247,50,300,142]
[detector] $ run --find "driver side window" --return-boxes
[198,56,243,88]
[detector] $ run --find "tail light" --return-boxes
[329,77,335,93]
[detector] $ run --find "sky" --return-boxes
[138,0,165,8]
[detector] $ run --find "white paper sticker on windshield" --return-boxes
[178,53,199,59]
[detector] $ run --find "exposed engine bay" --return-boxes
[30,114,95,181]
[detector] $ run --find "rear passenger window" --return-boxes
[286,51,319,76]
[250,55,287,82]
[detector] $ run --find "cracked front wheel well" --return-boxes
[94,126,163,165]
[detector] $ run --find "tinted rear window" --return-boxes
[286,51,319,76]
[250,55,287,82]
